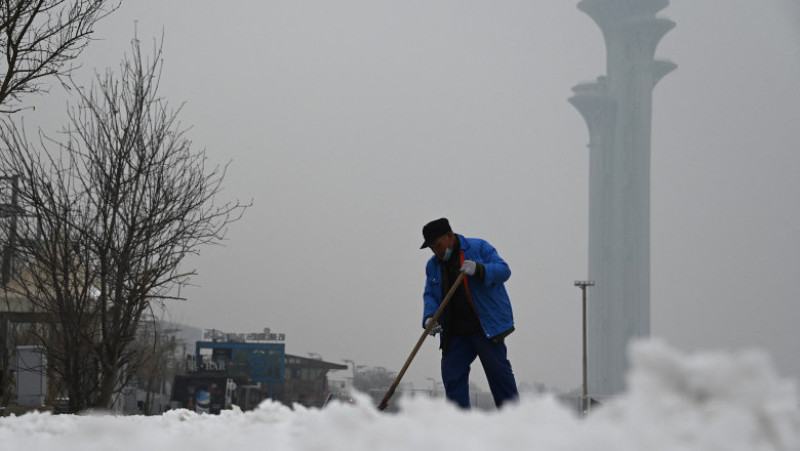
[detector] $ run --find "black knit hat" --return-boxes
[420,218,452,249]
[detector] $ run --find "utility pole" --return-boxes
[574,280,595,415]
[1,175,21,285]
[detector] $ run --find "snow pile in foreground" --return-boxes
[0,340,798,451]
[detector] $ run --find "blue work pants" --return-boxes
[440,333,518,409]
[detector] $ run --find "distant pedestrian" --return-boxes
[419,217,519,408]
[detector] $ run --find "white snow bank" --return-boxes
[0,340,797,451]
[585,340,800,450]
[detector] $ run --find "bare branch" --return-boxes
[0,0,120,112]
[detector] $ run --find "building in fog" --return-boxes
[169,328,347,413]
[569,0,676,397]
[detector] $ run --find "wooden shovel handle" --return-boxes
[377,272,465,411]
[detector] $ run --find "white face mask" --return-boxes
[442,247,453,262]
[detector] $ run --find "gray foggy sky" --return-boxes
[20,0,800,392]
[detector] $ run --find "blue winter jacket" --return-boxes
[422,234,514,340]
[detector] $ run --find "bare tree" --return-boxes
[130,317,183,415]
[0,37,248,411]
[0,0,118,113]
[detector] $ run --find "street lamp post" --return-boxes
[574,280,595,415]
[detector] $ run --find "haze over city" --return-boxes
[17,0,800,394]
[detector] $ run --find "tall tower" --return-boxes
[569,0,676,397]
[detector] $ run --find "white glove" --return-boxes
[460,260,477,276]
[424,317,442,336]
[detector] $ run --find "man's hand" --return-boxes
[460,260,477,276]
[424,317,442,336]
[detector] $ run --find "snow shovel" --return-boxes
[377,272,465,411]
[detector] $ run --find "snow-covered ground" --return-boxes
[1,340,798,451]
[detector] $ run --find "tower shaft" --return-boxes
[570,0,676,397]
